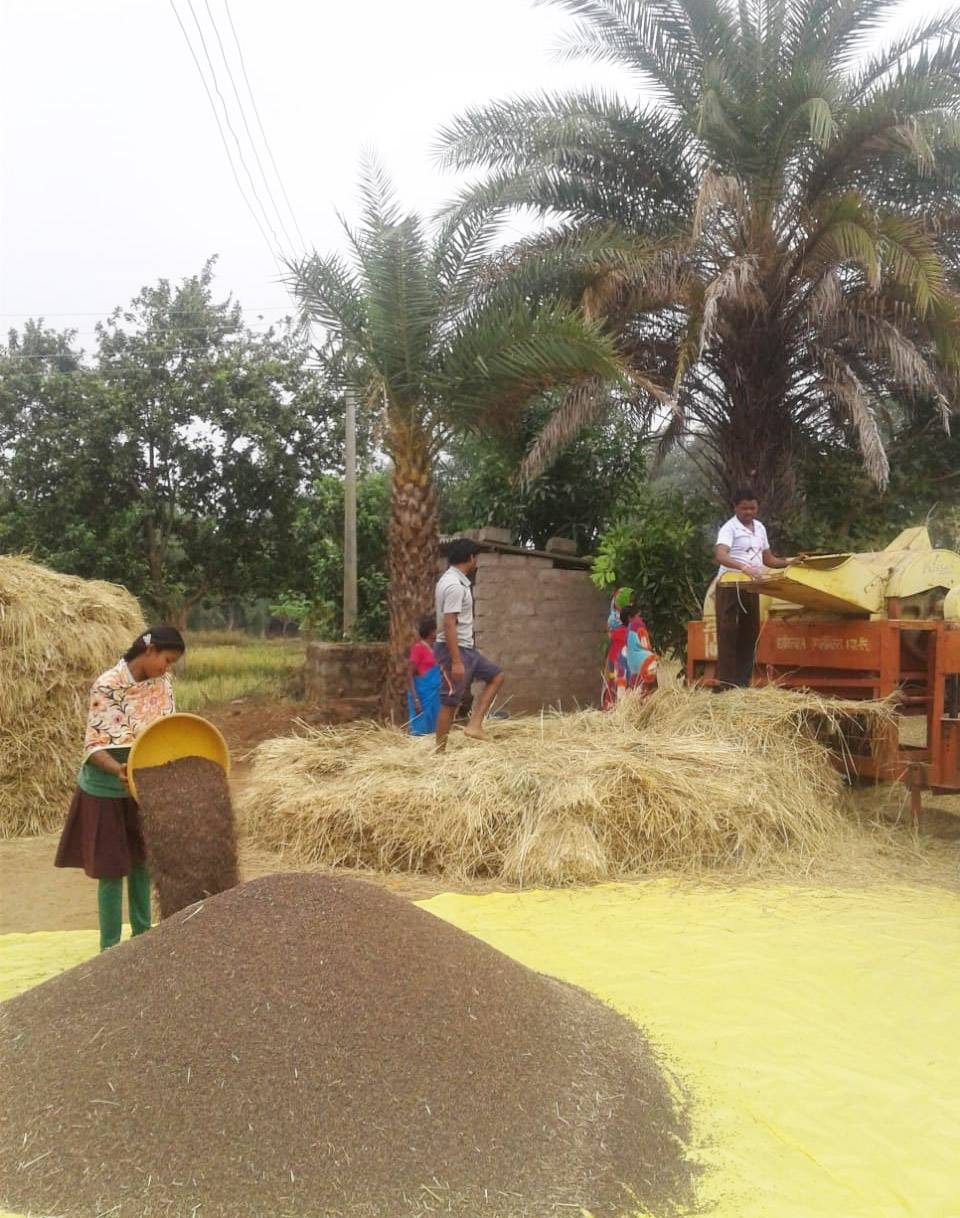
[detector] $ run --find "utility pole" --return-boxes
[343,385,358,638]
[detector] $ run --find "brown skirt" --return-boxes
[55,788,146,880]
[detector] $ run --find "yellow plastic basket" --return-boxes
[127,712,230,802]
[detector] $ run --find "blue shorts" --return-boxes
[434,643,502,708]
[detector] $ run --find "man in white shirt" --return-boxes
[434,538,504,750]
[712,488,806,687]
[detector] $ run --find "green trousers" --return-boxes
[97,861,152,951]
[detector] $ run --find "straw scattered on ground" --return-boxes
[240,686,895,885]
[0,556,143,837]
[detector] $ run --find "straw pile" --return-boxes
[0,556,143,837]
[241,686,892,884]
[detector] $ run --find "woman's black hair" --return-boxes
[619,605,638,626]
[417,614,436,639]
[123,624,186,663]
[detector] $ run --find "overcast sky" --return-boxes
[0,0,929,351]
[0,0,638,348]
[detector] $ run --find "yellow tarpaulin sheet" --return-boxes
[2,883,959,1217]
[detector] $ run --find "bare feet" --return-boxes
[463,726,489,741]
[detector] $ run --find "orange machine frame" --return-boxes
[687,609,960,815]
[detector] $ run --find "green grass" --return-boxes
[175,633,304,711]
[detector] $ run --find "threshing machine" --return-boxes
[687,527,960,816]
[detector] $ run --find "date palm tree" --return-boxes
[290,164,626,714]
[438,0,960,524]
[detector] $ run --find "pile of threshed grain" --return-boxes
[136,756,239,917]
[0,556,143,837]
[241,686,893,884]
[0,874,693,1218]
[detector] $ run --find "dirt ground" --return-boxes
[2,698,959,936]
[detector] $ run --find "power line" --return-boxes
[0,306,293,318]
[223,0,307,251]
[4,339,309,363]
[41,322,293,339]
[182,0,288,260]
[203,0,298,258]
[169,0,281,271]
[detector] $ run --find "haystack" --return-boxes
[0,556,143,836]
[240,686,892,884]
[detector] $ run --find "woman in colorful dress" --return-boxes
[55,625,185,950]
[602,588,659,708]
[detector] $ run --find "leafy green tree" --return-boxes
[0,266,347,622]
[0,321,151,590]
[439,0,960,527]
[290,163,628,710]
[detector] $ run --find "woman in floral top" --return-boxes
[55,625,185,950]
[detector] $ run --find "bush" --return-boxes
[591,488,715,657]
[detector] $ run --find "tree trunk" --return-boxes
[382,422,438,720]
[710,325,799,538]
[155,587,204,633]
[715,418,799,536]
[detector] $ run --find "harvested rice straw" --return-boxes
[0,556,143,836]
[240,686,895,885]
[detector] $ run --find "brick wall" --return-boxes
[304,642,388,709]
[472,551,608,713]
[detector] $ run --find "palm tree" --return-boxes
[290,164,626,714]
[437,0,960,526]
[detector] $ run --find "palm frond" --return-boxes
[877,215,947,318]
[545,0,702,112]
[696,59,745,145]
[435,93,699,232]
[441,298,628,432]
[692,166,747,238]
[807,60,960,203]
[700,255,761,351]
[843,306,943,400]
[472,224,690,329]
[518,378,612,484]
[286,253,369,357]
[650,404,688,473]
[786,0,903,72]
[432,182,516,319]
[818,352,889,487]
[849,12,960,104]
[802,268,842,325]
[355,153,404,232]
[800,95,839,151]
[436,88,632,172]
[801,193,881,288]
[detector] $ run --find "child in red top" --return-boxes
[407,615,441,736]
